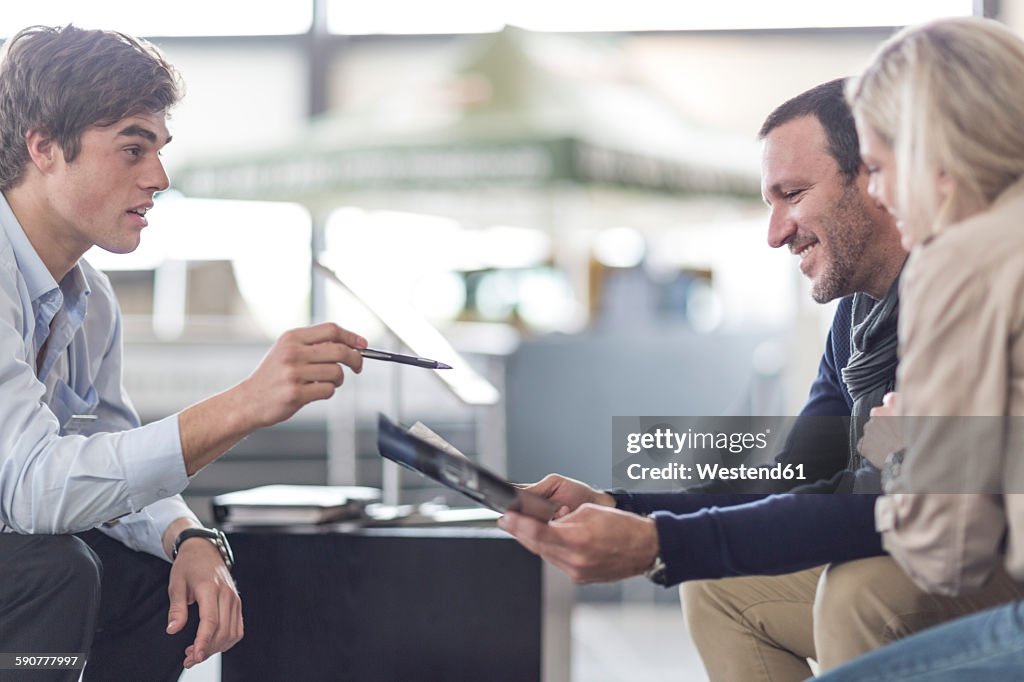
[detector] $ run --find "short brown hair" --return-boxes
[0,25,182,191]
[759,78,862,184]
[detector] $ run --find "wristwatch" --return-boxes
[644,554,668,586]
[173,527,235,569]
[643,513,668,586]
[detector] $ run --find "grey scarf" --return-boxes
[841,272,901,474]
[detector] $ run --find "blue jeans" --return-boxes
[816,600,1024,681]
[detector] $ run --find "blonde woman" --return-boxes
[819,16,1024,681]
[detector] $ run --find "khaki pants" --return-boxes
[681,556,1024,682]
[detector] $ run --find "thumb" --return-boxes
[526,474,561,498]
[166,577,189,634]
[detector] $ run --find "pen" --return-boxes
[359,348,452,370]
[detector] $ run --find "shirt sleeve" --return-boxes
[612,490,768,516]
[881,246,1018,590]
[0,271,190,536]
[652,493,883,586]
[876,494,1005,596]
[98,495,201,561]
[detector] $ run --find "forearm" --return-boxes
[176,323,366,475]
[178,382,258,476]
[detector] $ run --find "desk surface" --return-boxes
[222,526,569,682]
[225,523,508,538]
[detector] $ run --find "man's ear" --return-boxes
[24,128,60,173]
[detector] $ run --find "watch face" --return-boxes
[650,566,667,586]
[644,556,667,585]
[214,529,235,569]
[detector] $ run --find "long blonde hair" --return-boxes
[848,17,1024,242]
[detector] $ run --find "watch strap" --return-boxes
[173,527,234,569]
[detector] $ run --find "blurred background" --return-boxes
[4,2,1016,679]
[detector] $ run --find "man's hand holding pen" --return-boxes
[233,322,454,433]
[239,322,368,429]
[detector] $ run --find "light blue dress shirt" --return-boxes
[0,192,197,560]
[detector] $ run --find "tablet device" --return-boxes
[377,413,557,522]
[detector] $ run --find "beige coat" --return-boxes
[876,175,1024,595]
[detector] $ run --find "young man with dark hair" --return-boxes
[499,79,1024,680]
[0,25,366,681]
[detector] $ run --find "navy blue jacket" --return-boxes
[613,297,885,586]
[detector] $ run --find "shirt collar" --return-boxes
[0,191,91,305]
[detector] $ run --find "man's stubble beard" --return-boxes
[810,183,879,304]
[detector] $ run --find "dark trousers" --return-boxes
[0,530,199,682]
